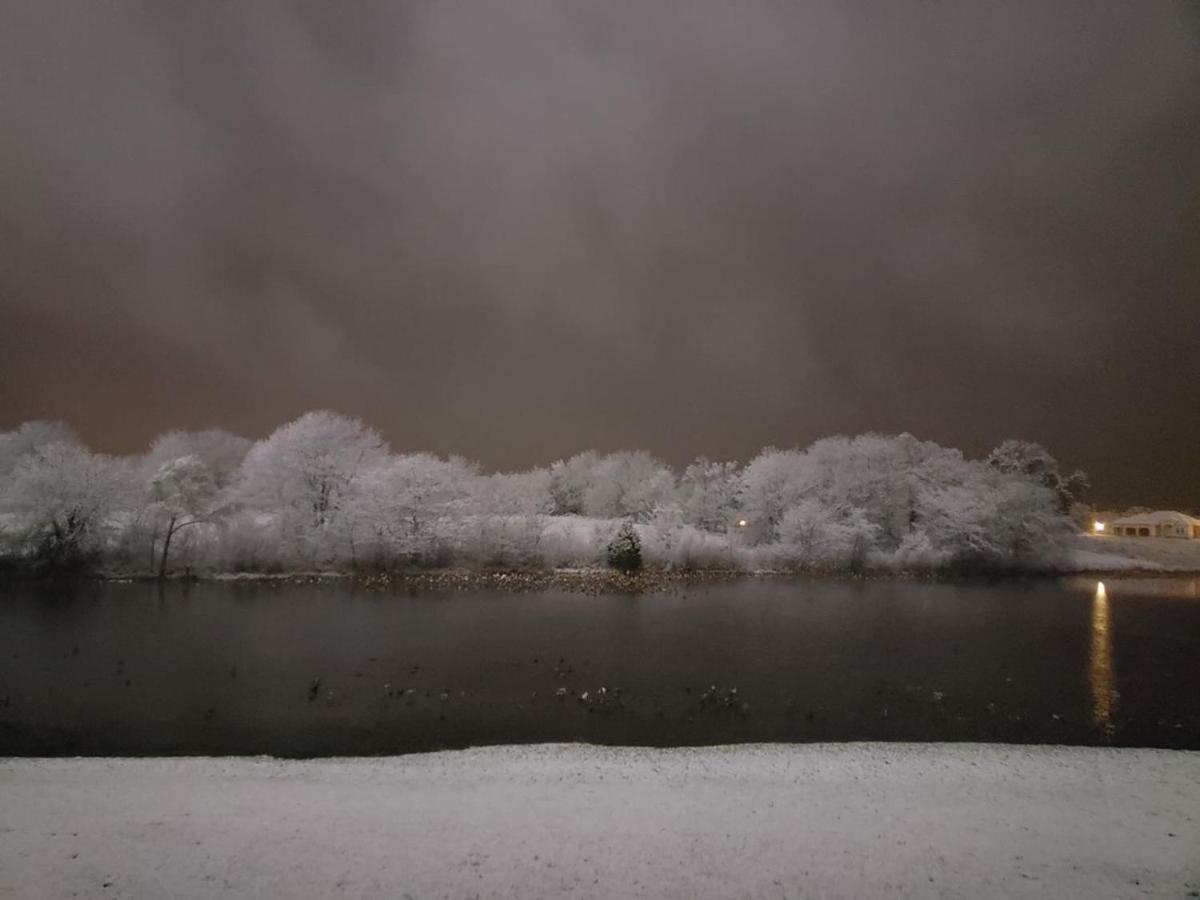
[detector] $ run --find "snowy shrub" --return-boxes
[870,530,948,572]
[462,515,546,567]
[213,513,287,573]
[606,521,643,572]
[641,505,684,564]
[636,508,734,570]
[539,516,610,567]
[777,500,879,569]
[672,528,738,570]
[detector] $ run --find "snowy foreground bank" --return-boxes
[2,744,1198,899]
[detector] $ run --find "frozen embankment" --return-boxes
[1068,533,1200,573]
[2,744,1198,899]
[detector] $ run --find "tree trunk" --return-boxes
[158,517,176,580]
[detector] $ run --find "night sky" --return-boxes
[1,1,1198,506]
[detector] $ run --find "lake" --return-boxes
[1,576,1198,756]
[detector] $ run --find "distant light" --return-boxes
[737,519,748,528]
[1093,521,1105,534]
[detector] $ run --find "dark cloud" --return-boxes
[2,0,1198,505]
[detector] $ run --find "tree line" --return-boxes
[0,411,1087,577]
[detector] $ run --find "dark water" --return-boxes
[1,576,1198,756]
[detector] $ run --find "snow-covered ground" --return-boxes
[2,744,1197,899]
[1069,534,1200,572]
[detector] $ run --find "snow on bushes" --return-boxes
[0,413,1079,575]
[606,521,643,572]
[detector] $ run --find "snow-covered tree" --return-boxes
[473,468,554,517]
[986,439,1088,514]
[777,499,879,568]
[802,434,968,549]
[678,457,741,532]
[583,451,676,522]
[739,434,1073,570]
[1,442,131,571]
[642,503,685,563]
[0,420,79,478]
[737,448,809,542]
[0,411,1084,575]
[353,453,477,564]
[606,520,642,572]
[234,411,389,561]
[918,464,1068,570]
[147,455,221,577]
[144,429,251,488]
[548,452,600,516]
[459,468,552,565]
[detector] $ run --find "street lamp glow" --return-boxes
[1093,521,1105,534]
[737,519,747,528]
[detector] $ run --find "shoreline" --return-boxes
[6,563,1197,594]
[107,566,1200,590]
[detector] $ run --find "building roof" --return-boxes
[1110,510,1200,528]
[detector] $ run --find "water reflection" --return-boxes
[1089,582,1118,736]
[5,577,1200,755]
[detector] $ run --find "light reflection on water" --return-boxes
[1089,581,1118,736]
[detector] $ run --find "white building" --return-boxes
[1107,511,1200,539]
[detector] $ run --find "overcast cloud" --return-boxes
[1,0,1198,504]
